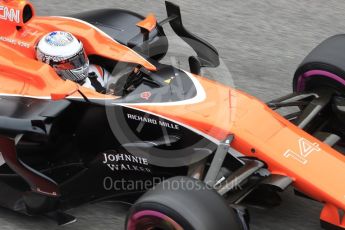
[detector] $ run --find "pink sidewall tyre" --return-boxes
[125,177,244,230]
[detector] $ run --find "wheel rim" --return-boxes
[127,210,183,230]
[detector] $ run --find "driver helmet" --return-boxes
[36,31,89,83]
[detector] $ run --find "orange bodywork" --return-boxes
[0,0,344,228]
[0,0,155,99]
[131,75,345,227]
[136,13,157,32]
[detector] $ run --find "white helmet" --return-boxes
[36,31,89,83]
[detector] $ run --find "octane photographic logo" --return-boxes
[0,5,20,23]
[105,35,237,168]
[103,176,243,192]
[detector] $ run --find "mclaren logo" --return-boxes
[0,5,20,23]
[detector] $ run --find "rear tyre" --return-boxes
[125,176,244,230]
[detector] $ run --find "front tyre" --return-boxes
[126,177,244,230]
[293,34,345,93]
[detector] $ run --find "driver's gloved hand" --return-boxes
[88,72,106,94]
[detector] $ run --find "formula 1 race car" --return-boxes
[0,0,345,230]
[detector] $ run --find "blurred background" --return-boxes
[1,0,345,229]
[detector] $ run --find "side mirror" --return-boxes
[136,13,157,34]
[51,80,79,101]
[136,13,157,56]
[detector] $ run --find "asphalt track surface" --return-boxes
[2,0,345,229]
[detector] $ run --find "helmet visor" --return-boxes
[51,49,89,82]
[52,49,88,70]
